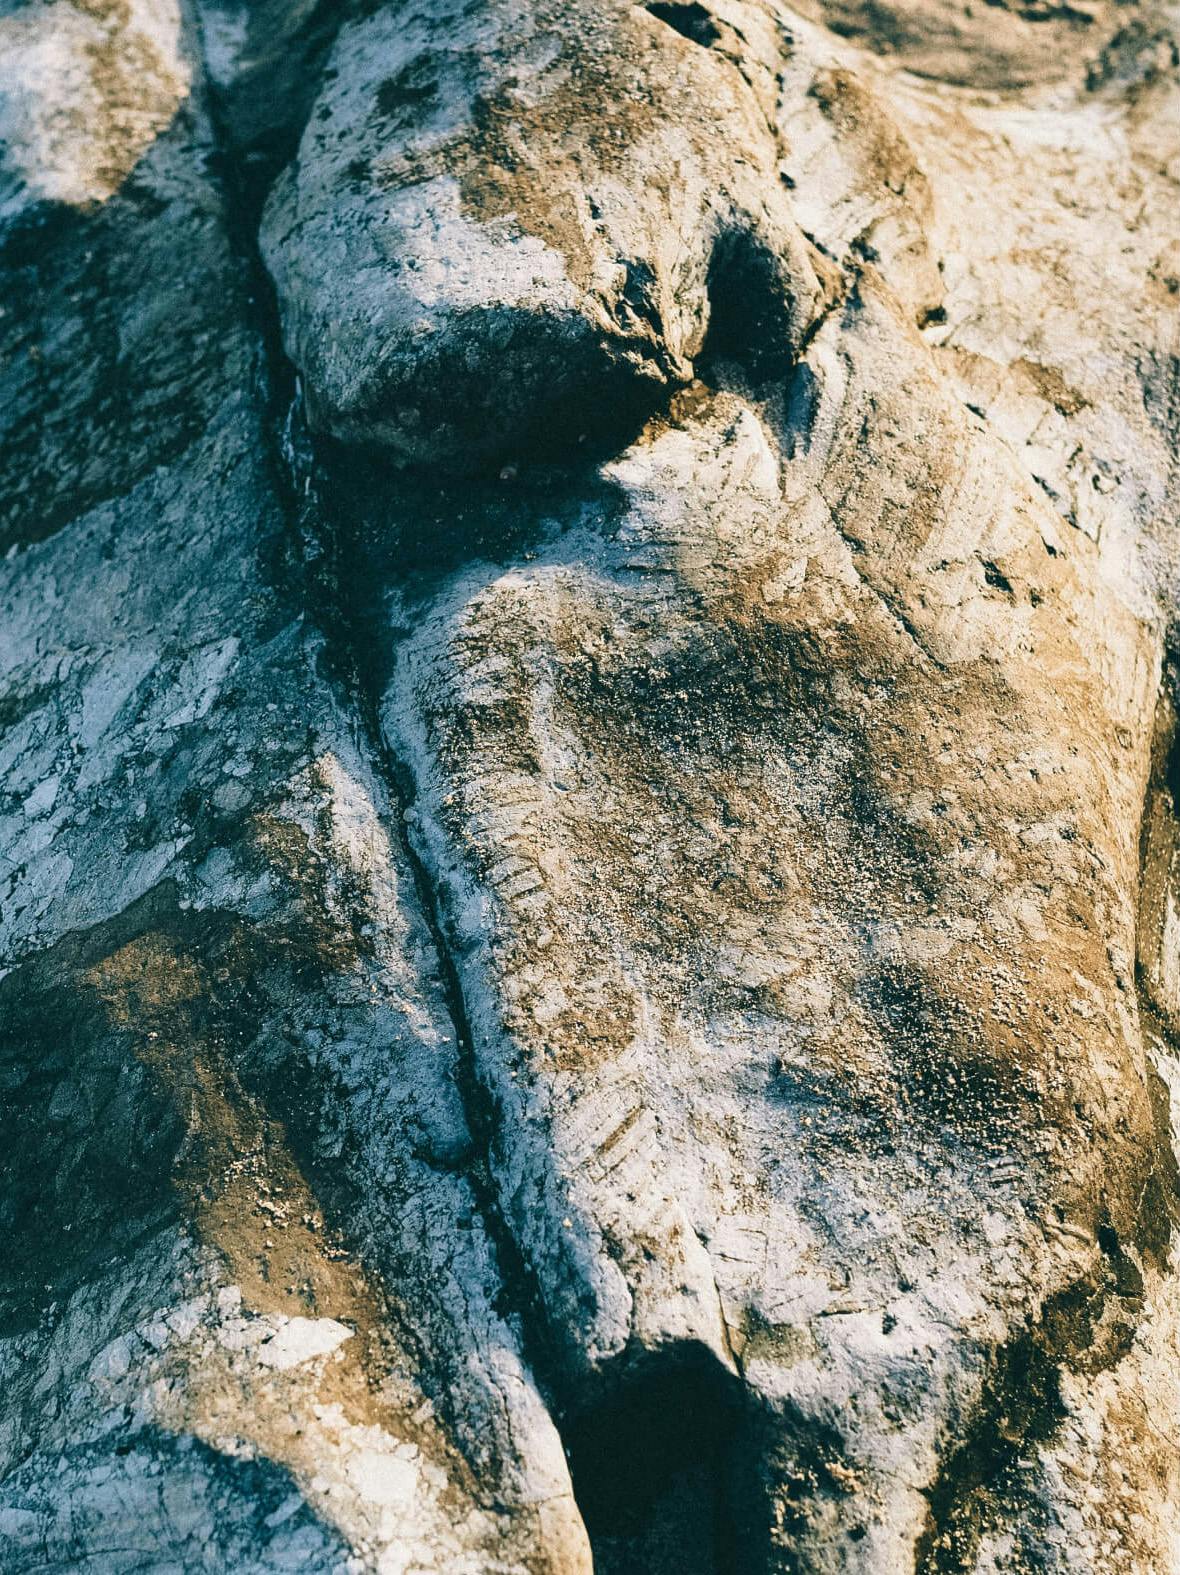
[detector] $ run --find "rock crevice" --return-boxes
[2,0,1180,1569]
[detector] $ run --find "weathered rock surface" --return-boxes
[2,0,1180,1571]
[0,5,585,1570]
[259,0,828,464]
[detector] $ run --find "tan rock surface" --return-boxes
[1,0,1179,1570]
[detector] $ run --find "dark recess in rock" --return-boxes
[563,1347,747,1575]
[645,1,724,48]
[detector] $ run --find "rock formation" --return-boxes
[1,0,1178,1570]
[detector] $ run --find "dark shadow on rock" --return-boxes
[0,1425,349,1572]
[563,1344,750,1575]
[0,98,257,555]
[294,405,634,704]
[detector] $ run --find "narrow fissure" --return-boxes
[313,471,569,1405]
[183,18,802,1563]
[181,0,570,1463]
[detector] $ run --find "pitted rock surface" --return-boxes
[2,0,1180,1571]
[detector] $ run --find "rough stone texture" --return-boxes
[0,6,585,1571]
[259,0,829,464]
[2,0,1180,1571]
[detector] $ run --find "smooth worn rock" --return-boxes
[260,0,829,465]
[2,0,1180,1571]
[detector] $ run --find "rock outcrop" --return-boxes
[1,0,1179,1571]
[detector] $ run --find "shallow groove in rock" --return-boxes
[913,1325,1065,1574]
[183,0,574,1465]
[317,486,570,1400]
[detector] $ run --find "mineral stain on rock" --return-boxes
[2,0,1180,1569]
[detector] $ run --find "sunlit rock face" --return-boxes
[2,0,1180,1571]
[0,7,585,1572]
[258,0,830,466]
